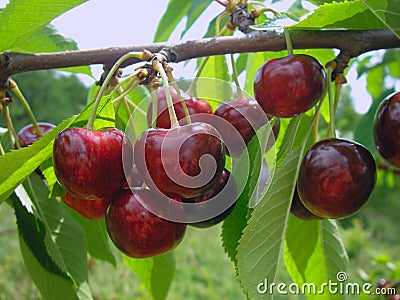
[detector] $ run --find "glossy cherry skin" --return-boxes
[134,122,225,198]
[147,87,212,128]
[373,92,400,168]
[105,188,186,258]
[297,138,376,219]
[61,194,110,220]
[17,122,55,147]
[212,99,276,157]
[183,168,238,228]
[53,127,130,200]
[254,54,326,118]
[290,187,323,220]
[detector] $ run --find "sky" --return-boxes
[0,0,373,113]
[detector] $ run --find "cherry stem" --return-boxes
[154,60,179,128]
[313,107,321,142]
[123,97,136,143]
[165,63,191,125]
[0,142,5,155]
[4,105,20,148]
[334,83,342,114]
[8,79,41,135]
[149,81,159,128]
[284,28,294,56]
[252,7,281,18]
[111,73,140,105]
[230,54,244,99]
[86,51,146,130]
[113,86,146,116]
[247,1,267,7]
[326,66,336,139]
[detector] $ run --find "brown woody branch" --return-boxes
[0,29,399,85]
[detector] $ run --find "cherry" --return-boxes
[254,54,326,118]
[297,138,376,219]
[212,99,277,157]
[134,122,225,198]
[53,127,130,200]
[290,187,323,220]
[17,122,55,147]
[183,168,237,228]
[61,194,110,220]
[105,188,186,258]
[373,91,400,168]
[147,86,212,128]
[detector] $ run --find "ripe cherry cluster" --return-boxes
[17,53,398,258]
[47,80,278,258]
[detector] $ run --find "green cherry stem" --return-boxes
[165,63,191,125]
[8,79,41,135]
[154,60,179,128]
[123,98,136,142]
[230,54,244,99]
[284,28,294,56]
[86,51,146,130]
[3,105,20,148]
[149,79,160,128]
[0,141,5,155]
[325,66,336,139]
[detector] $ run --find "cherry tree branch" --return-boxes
[0,29,399,84]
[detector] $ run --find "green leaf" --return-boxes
[0,117,73,204]
[0,0,87,52]
[63,205,117,267]
[19,234,78,300]
[11,191,69,280]
[24,174,92,300]
[153,0,191,42]
[284,216,320,283]
[284,218,348,300]
[221,134,263,264]
[180,0,213,38]
[236,147,302,299]
[291,0,389,31]
[123,252,176,300]
[9,24,92,76]
[361,0,400,38]
[196,55,232,101]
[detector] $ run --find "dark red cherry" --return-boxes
[183,168,237,228]
[61,194,110,220]
[147,86,212,128]
[134,122,225,198]
[105,188,186,258]
[212,99,274,157]
[254,54,326,118]
[373,92,400,168]
[53,127,130,200]
[17,122,55,147]
[297,138,376,219]
[290,187,323,220]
